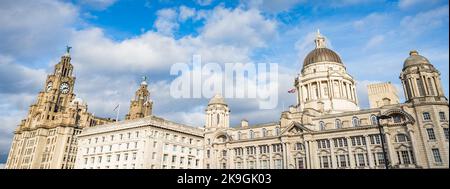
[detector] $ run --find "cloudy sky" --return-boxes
[0,0,448,163]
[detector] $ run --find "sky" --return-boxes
[0,0,448,164]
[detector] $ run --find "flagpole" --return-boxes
[116,104,120,122]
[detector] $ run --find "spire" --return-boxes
[314,29,326,48]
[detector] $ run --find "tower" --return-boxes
[205,94,230,131]
[125,76,153,120]
[400,50,446,102]
[295,30,359,113]
[367,82,400,108]
[5,47,110,169]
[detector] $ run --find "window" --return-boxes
[262,128,267,137]
[132,153,137,160]
[396,134,409,143]
[351,136,366,146]
[260,145,269,153]
[401,151,411,164]
[352,117,359,127]
[272,144,283,152]
[116,154,120,161]
[320,156,330,168]
[295,143,303,151]
[274,159,282,169]
[370,115,378,125]
[426,128,436,140]
[296,158,305,169]
[107,155,111,163]
[444,128,449,140]
[319,121,325,131]
[237,132,241,140]
[163,154,168,162]
[370,134,381,144]
[393,115,402,123]
[333,138,348,147]
[173,145,177,152]
[172,155,176,163]
[249,130,254,139]
[417,78,426,96]
[439,112,446,121]
[338,155,347,167]
[207,150,210,158]
[275,127,280,136]
[335,119,342,129]
[317,140,330,149]
[376,152,385,165]
[222,150,227,157]
[357,154,366,167]
[432,149,442,163]
[423,112,431,121]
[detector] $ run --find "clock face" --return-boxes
[46,82,53,92]
[60,82,70,94]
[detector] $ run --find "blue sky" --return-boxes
[0,0,448,164]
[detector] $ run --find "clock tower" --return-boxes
[5,47,113,169]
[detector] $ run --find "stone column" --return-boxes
[330,139,336,169]
[347,137,355,168]
[364,135,374,168]
[255,146,260,169]
[384,132,397,167]
[407,129,420,168]
[269,145,273,169]
[286,142,292,169]
[305,140,310,169]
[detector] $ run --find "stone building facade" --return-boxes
[74,80,204,169]
[5,50,113,169]
[203,31,449,169]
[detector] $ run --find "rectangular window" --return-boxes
[357,154,365,167]
[297,158,304,169]
[377,152,385,165]
[426,128,436,140]
[339,155,346,167]
[439,112,446,121]
[444,128,449,140]
[401,151,411,164]
[432,149,442,163]
[274,159,282,169]
[163,154,168,162]
[423,112,431,121]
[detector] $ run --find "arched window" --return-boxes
[237,132,241,140]
[382,98,391,106]
[352,117,359,127]
[275,127,280,136]
[319,121,325,131]
[370,115,378,125]
[262,128,267,137]
[396,134,409,143]
[249,130,254,139]
[335,119,342,129]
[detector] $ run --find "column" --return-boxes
[347,137,355,168]
[317,81,322,99]
[282,143,287,169]
[255,146,260,169]
[364,135,374,168]
[307,83,312,101]
[286,142,292,169]
[243,147,247,169]
[384,132,397,167]
[305,140,310,169]
[407,129,420,168]
[269,145,273,169]
[330,139,337,169]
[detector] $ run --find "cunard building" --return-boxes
[5,49,113,169]
[203,31,449,169]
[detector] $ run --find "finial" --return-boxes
[141,76,148,85]
[314,29,326,48]
[409,50,418,56]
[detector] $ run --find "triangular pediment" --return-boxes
[281,122,312,136]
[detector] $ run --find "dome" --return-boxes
[403,50,430,69]
[208,94,227,105]
[302,30,343,67]
[303,48,343,66]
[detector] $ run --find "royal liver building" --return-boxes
[204,31,449,169]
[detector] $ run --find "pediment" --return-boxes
[281,122,312,136]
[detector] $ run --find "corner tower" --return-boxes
[125,76,153,120]
[295,30,359,113]
[205,94,230,131]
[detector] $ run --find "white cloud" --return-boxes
[0,0,78,60]
[400,5,449,35]
[201,7,277,49]
[398,0,442,10]
[353,13,387,31]
[364,35,385,50]
[78,0,117,10]
[179,6,196,21]
[197,0,213,6]
[154,8,179,36]
[244,0,305,13]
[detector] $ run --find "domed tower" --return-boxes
[205,94,230,131]
[295,30,359,113]
[400,50,446,102]
[125,76,153,120]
